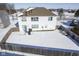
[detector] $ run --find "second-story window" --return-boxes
[31,17,39,21]
[48,16,53,21]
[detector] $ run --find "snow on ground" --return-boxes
[64,12,74,16]
[6,30,79,51]
[61,21,74,29]
[57,20,74,29]
[61,24,73,29]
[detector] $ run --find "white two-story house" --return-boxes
[18,7,57,33]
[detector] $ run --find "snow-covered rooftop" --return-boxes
[26,7,34,11]
[52,11,58,15]
[6,30,79,51]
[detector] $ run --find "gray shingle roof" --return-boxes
[24,7,56,16]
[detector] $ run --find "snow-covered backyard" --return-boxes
[6,30,79,51]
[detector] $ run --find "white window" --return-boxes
[32,24,39,28]
[31,17,39,21]
[48,17,53,21]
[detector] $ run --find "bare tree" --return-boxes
[58,8,64,20]
[74,9,79,28]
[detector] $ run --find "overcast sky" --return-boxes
[14,3,79,9]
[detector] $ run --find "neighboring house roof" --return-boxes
[23,7,56,16]
[17,12,24,17]
[52,11,58,16]
[8,9,16,14]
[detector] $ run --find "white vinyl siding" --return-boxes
[18,16,57,33]
[22,17,26,21]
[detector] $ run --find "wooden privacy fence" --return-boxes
[1,43,79,56]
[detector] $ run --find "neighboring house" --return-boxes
[0,3,11,28]
[18,7,57,33]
